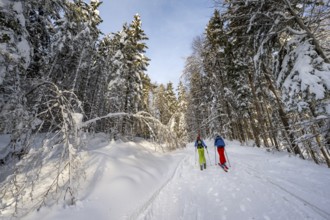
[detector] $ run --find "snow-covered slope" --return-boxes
[22,137,330,220]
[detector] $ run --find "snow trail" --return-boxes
[129,155,189,220]
[19,138,330,220]
[133,140,330,220]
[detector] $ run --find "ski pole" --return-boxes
[224,148,231,167]
[195,147,197,166]
[214,146,217,165]
[206,148,212,166]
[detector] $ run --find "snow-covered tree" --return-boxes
[0,1,185,217]
[203,9,233,138]
[211,0,330,163]
[276,34,330,165]
[0,83,84,217]
[164,82,178,125]
[175,81,188,142]
[0,0,32,160]
[154,84,167,124]
[104,14,149,137]
[49,0,102,93]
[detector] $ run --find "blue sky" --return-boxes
[98,0,215,88]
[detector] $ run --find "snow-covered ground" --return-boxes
[12,135,330,220]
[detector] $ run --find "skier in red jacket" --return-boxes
[214,135,228,170]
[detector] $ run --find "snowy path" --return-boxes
[132,140,330,220]
[21,138,330,220]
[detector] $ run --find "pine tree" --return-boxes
[203,9,233,137]
[126,14,150,116]
[154,84,167,124]
[221,0,295,149]
[165,82,178,125]
[211,0,330,163]
[0,0,32,159]
[183,36,210,139]
[105,14,149,137]
[176,81,188,142]
[276,34,330,165]
[185,71,205,139]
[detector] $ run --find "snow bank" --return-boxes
[22,135,183,220]
[7,137,330,220]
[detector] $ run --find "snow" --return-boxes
[0,0,9,7]
[277,35,330,113]
[3,136,330,220]
[0,135,11,160]
[72,113,84,128]
[12,2,25,27]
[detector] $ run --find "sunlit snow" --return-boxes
[14,135,330,220]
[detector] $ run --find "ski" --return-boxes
[218,163,228,172]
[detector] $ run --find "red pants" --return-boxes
[217,147,226,165]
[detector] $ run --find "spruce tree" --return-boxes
[176,81,188,142]
[106,14,149,137]
[0,0,32,160]
[203,9,232,137]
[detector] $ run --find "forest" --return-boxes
[0,0,329,217]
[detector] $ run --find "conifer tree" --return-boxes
[106,14,149,137]
[211,0,330,163]
[154,84,167,124]
[48,0,102,93]
[203,9,233,137]
[176,81,188,142]
[165,82,178,125]
[185,71,205,139]
[0,0,32,159]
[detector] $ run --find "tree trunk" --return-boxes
[262,66,304,157]
[312,125,330,168]
[247,71,270,148]
[264,101,280,150]
[237,118,247,143]
[248,110,261,147]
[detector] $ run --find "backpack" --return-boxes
[215,136,225,147]
[197,140,203,148]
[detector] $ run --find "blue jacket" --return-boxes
[214,136,225,148]
[195,139,207,148]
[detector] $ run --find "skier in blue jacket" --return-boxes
[214,135,228,170]
[195,134,207,171]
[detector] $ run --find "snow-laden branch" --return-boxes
[81,111,181,150]
[81,112,128,127]
[285,26,307,35]
[281,0,330,63]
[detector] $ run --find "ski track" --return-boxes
[235,160,330,220]
[128,154,189,220]
[131,146,330,220]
